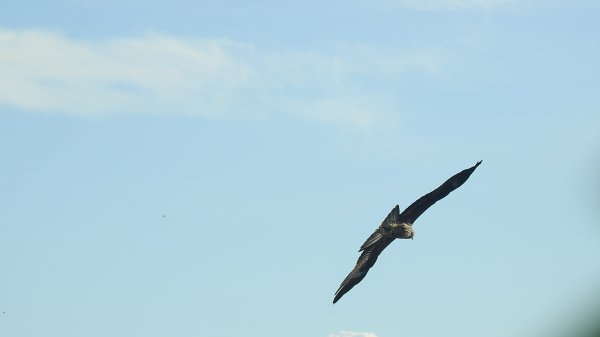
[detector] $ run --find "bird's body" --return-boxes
[333,161,482,304]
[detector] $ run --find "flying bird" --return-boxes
[333,160,482,304]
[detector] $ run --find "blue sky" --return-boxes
[1,1,600,337]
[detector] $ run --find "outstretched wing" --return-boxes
[333,235,394,304]
[333,206,400,304]
[400,160,482,224]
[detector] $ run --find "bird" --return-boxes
[333,160,482,304]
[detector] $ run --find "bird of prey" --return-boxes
[333,161,482,304]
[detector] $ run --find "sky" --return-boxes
[1,1,600,337]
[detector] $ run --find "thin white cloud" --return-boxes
[376,0,515,10]
[0,30,253,117]
[329,331,378,337]
[0,29,448,128]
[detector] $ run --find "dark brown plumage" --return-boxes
[333,161,482,304]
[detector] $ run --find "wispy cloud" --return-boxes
[0,30,253,117]
[0,29,448,128]
[376,0,516,10]
[329,331,378,337]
